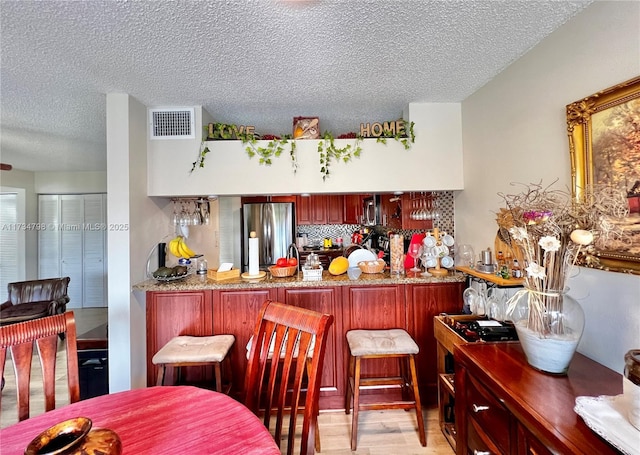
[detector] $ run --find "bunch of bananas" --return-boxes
[168,235,196,259]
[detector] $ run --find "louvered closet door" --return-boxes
[60,195,84,307]
[38,195,61,279]
[0,193,19,301]
[83,194,107,307]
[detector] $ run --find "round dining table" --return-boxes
[0,386,281,454]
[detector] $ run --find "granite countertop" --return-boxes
[133,269,465,292]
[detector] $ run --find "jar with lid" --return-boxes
[390,234,404,276]
[624,349,640,430]
[196,257,208,275]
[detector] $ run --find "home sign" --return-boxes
[359,120,405,138]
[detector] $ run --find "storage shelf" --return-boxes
[441,422,457,450]
[455,265,524,287]
[439,373,455,395]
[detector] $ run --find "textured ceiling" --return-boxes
[0,0,593,173]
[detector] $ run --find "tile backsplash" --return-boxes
[297,191,455,244]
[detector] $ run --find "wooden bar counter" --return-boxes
[134,270,465,410]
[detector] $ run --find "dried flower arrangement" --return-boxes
[497,181,628,335]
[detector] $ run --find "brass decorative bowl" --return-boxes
[25,417,92,455]
[25,417,122,455]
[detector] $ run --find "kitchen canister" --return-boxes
[390,234,404,276]
[624,349,640,430]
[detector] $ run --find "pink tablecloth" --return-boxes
[0,386,280,455]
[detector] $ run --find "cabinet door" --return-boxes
[296,195,312,225]
[406,282,464,403]
[146,290,214,386]
[277,287,343,408]
[379,193,402,229]
[342,285,405,379]
[213,288,278,398]
[311,195,327,224]
[326,195,344,224]
[271,195,296,203]
[343,194,364,224]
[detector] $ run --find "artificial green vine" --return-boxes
[375,121,415,149]
[190,141,210,173]
[318,132,363,181]
[191,120,415,177]
[242,135,298,172]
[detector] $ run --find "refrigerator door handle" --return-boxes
[263,203,273,264]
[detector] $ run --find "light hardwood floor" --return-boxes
[1,308,454,454]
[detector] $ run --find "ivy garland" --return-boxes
[190,121,415,178]
[318,132,363,181]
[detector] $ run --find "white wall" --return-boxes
[457,0,640,373]
[35,172,106,194]
[107,93,172,391]
[147,103,463,196]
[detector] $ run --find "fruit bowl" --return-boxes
[150,265,190,282]
[269,265,298,278]
[358,259,386,274]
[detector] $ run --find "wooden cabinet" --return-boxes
[212,287,278,399]
[145,281,465,411]
[343,194,366,224]
[401,193,434,230]
[406,283,464,404]
[378,193,402,229]
[454,343,622,455]
[296,194,343,225]
[241,195,296,204]
[434,316,470,451]
[277,286,343,408]
[146,290,214,386]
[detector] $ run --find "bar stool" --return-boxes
[345,328,426,450]
[152,334,235,393]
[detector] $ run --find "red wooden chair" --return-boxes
[244,300,334,455]
[0,311,80,422]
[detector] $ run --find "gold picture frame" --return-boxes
[566,75,640,274]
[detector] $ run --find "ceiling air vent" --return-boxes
[149,108,195,139]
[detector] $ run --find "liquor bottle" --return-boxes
[511,259,522,278]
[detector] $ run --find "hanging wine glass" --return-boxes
[201,200,210,225]
[191,200,201,226]
[180,200,190,226]
[171,200,180,226]
[432,194,440,226]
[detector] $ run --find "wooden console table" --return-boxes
[454,342,622,455]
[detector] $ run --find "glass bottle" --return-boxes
[511,259,522,278]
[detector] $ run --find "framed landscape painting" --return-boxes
[566,76,640,274]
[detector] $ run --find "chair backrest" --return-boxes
[0,311,80,422]
[7,277,70,306]
[244,300,334,455]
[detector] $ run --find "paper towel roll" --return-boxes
[248,237,259,276]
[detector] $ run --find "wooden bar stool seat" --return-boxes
[152,334,234,393]
[345,328,426,450]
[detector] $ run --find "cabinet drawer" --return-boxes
[467,416,503,455]
[466,374,510,453]
[517,423,553,455]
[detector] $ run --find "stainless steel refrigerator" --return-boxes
[241,202,295,272]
